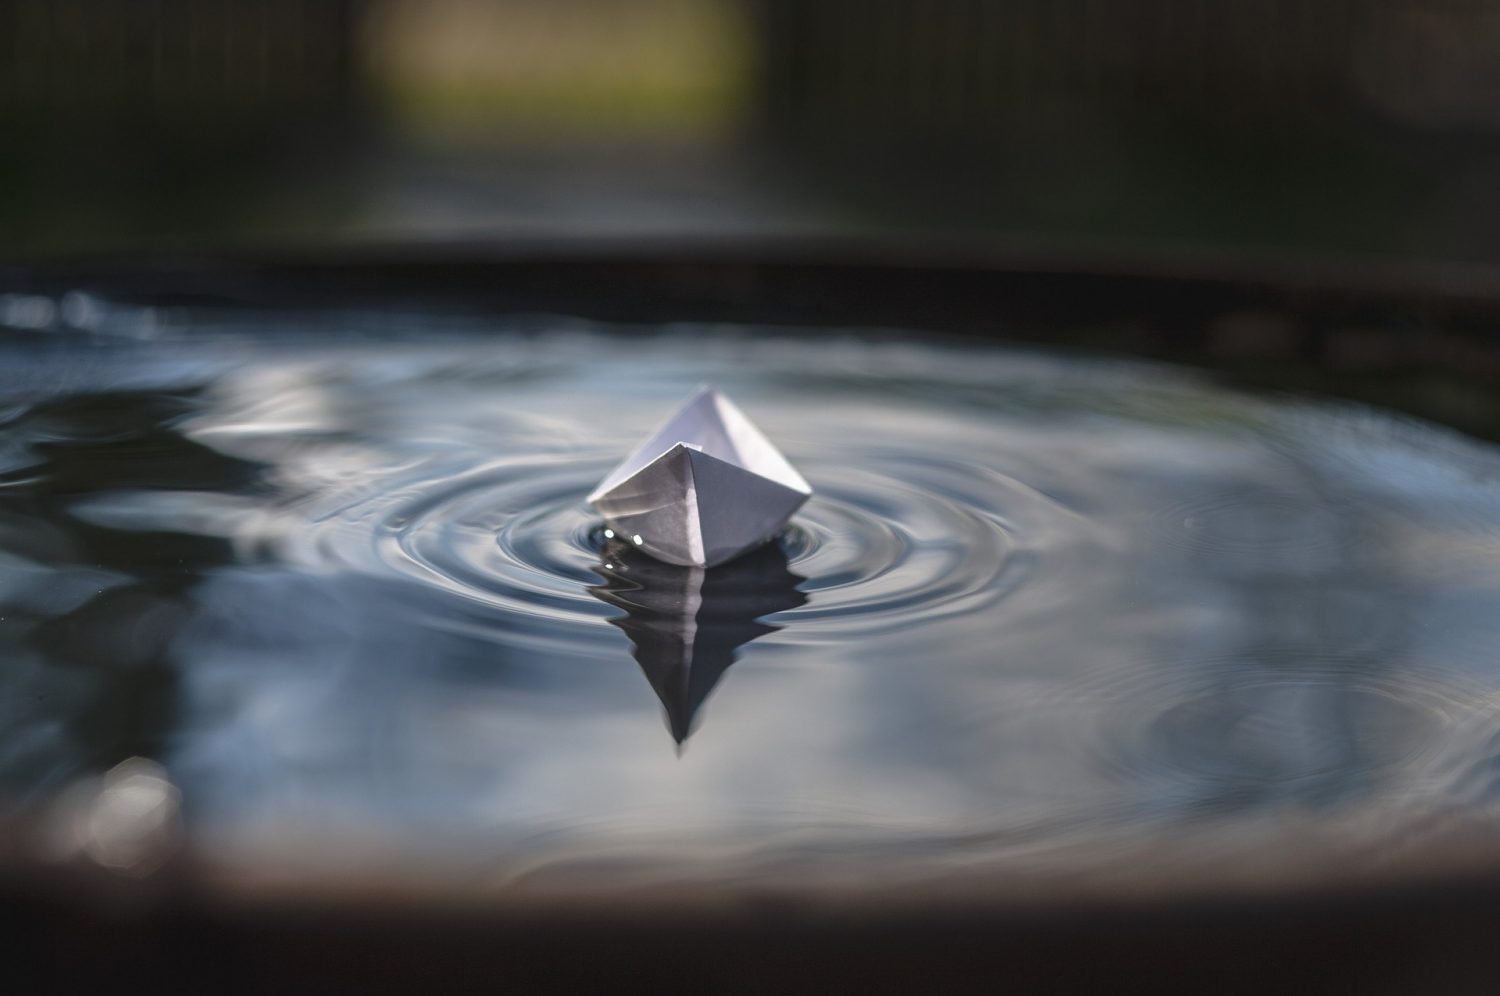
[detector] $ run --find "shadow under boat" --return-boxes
[588,535,807,748]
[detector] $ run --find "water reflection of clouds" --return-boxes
[4,331,1500,884]
[170,567,835,862]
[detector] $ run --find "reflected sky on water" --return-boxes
[3,314,1500,887]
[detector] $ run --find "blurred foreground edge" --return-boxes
[7,848,1500,994]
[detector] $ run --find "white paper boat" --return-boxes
[588,387,812,567]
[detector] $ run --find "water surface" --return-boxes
[3,309,1500,891]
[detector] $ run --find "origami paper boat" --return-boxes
[588,387,812,568]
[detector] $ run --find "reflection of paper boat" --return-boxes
[590,537,807,746]
[588,387,812,568]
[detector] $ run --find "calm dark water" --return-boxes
[3,306,1500,887]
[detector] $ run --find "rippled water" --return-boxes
[4,314,1500,888]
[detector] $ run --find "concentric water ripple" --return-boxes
[262,446,1032,648]
[7,326,1500,884]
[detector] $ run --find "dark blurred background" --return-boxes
[4,0,1500,263]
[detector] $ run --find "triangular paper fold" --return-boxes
[590,388,811,567]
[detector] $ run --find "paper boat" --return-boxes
[588,387,812,567]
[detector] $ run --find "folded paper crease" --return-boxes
[589,388,811,568]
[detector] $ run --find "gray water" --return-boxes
[4,309,1500,891]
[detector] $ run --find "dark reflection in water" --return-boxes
[2,316,1500,887]
[0,387,265,810]
[590,535,807,747]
